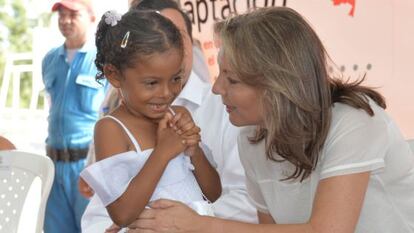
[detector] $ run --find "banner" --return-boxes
[180,0,414,138]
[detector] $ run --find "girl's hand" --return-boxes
[169,106,201,156]
[155,112,187,161]
[169,106,200,137]
[181,131,201,147]
[181,132,201,157]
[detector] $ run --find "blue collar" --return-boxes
[57,39,95,57]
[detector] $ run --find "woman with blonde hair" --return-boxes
[127,6,414,233]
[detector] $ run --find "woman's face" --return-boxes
[212,53,264,126]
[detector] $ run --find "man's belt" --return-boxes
[46,146,89,162]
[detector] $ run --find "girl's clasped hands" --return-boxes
[155,106,201,160]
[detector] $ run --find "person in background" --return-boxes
[41,0,108,232]
[131,0,258,223]
[127,7,414,233]
[192,42,211,83]
[0,136,16,150]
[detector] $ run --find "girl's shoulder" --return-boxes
[95,115,126,136]
[94,115,135,161]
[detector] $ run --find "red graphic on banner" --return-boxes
[332,0,356,16]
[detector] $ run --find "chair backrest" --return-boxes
[0,151,54,233]
[407,139,414,153]
[0,52,46,111]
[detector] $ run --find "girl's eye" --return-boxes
[145,80,158,86]
[172,76,183,83]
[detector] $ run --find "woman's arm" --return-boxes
[216,171,370,233]
[190,146,222,202]
[129,171,370,233]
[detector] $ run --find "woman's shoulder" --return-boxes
[320,99,394,178]
[331,98,390,131]
[326,99,393,153]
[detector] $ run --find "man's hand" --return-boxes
[78,177,94,198]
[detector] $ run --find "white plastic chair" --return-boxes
[0,52,46,111]
[0,151,54,233]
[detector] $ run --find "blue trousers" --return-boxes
[44,160,89,233]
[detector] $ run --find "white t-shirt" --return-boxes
[173,72,257,223]
[239,100,414,232]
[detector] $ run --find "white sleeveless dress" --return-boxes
[81,116,213,233]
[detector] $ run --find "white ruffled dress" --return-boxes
[80,116,213,232]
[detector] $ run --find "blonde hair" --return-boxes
[217,7,385,181]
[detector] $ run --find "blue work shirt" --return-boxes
[42,41,107,149]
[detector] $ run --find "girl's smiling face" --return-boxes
[111,48,184,121]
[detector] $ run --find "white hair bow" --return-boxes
[104,10,122,27]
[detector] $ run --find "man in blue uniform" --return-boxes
[42,0,107,232]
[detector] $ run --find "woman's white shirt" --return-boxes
[239,100,414,232]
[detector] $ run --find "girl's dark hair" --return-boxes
[130,0,193,42]
[95,9,183,80]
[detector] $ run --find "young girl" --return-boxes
[80,9,221,232]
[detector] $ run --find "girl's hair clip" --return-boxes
[104,10,122,27]
[121,31,130,48]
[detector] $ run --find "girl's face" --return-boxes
[212,53,264,126]
[117,48,183,121]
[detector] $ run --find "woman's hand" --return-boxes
[104,223,121,233]
[126,199,203,233]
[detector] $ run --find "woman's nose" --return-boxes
[212,75,224,96]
